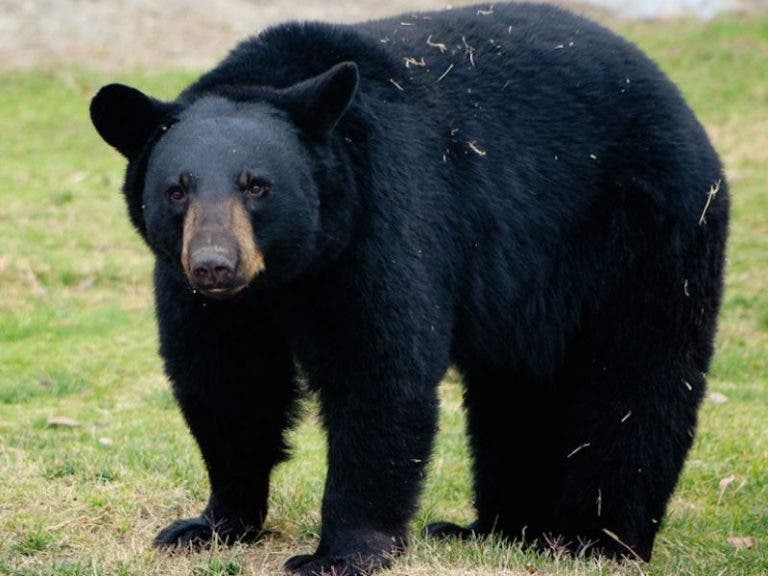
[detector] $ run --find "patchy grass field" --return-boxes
[1,12,767,576]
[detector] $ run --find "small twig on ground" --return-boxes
[717,474,736,505]
[388,78,404,91]
[601,528,644,561]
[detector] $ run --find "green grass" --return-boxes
[1,13,767,576]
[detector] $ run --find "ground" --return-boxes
[0,0,468,70]
[0,2,767,576]
[2,0,763,70]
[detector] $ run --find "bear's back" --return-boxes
[179,19,401,101]
[179,3,721,227]
[183,3,667,108]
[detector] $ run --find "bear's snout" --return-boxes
[181,198,266,298]
[190,247,236,290]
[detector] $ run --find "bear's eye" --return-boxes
[167,172,191,204]
[238,171,271,199]
[166,185,187,204]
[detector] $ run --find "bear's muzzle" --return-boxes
[181,197,265,298]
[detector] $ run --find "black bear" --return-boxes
[90,2,728,574]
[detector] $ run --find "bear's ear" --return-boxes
[279,62,359,139]
[90,83,178,158]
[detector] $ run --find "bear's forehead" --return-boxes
[178,96,284,123]
[147,98,299,175]
[162,99,291,150]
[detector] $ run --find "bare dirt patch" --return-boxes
[0,0,458,70]
[2,0,763,71]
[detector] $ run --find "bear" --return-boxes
[89,2,729,574]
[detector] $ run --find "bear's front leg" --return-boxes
[152,265,299,549]
[284,378,439,575]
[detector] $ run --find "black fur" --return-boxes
[90,3,728,574]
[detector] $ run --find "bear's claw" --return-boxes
[424,521,481,541]
[154,515,262,550]
[154,517,215,550]
[283,551,392,576]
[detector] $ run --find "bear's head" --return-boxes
[90,62,359,298]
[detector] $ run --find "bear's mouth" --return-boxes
[194,282,249,300]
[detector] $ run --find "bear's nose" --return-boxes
[190,249,235,289]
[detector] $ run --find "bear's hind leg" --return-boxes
[426,366,562,545]
[549,272,719,560]
[550,348,705,560]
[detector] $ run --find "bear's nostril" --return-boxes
[213,265,234,284]
[194,266,211,280]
